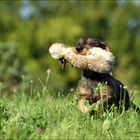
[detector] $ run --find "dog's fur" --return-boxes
[76,37,130,113]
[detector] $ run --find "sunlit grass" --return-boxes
[0,71,140,139]
[0,87,140,139]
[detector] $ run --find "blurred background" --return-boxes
[0,0,140,96]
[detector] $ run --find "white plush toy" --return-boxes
[49,43,115,73]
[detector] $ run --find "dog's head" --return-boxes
[75,37,110,55]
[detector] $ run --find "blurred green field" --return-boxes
[0,1,140,95]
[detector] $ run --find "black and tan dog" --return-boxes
[49,37,139,114]
[75,37,131,113]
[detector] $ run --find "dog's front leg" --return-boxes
[78,82,92,113]
[78,80,100,113]
[79,95,90,113]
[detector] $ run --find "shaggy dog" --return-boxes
[49,37,139,114]
[75,37,130,113]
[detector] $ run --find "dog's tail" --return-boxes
[130,91,140,112]
[131,102,140,112]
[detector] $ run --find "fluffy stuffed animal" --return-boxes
[49,42,115,73]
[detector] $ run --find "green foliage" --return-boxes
[0,42,26,93]
[94,82,103,93]
[0,1,140,94]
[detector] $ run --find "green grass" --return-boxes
[0,89,140,140]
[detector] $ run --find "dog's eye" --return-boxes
[76,46,83,52]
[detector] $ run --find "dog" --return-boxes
[49,37,139,114]
[75,37,131,113]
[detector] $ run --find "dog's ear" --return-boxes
[99,41,106,49]
[95,39,110,51]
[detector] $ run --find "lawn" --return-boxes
[0,87,140,139]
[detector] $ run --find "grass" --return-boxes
[0,71,140,139]
[0,87,140,139]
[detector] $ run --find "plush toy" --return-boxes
[49,43,115,73]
